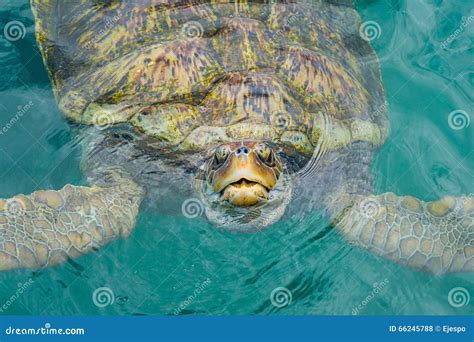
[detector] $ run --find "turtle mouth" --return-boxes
[220,178,269,206]
[204,142,282,208]
[199,142,292,231]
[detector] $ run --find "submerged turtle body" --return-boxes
[30,0,393,231]
[32,0,390,228]
[0,1,472,274]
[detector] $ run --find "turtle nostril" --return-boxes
[236,146,249,156]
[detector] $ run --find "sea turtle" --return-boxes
[0,0,472,275]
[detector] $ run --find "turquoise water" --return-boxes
[0,0,472,315]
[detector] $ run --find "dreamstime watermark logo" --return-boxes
[0,278,34,313]
[448,110,470,130]
[441,15,474,49]
[92,287,115,308]
[270,287,292,308]
[92,110,115,130]
[174,278,212,315]
[373,102,388,117]
[182,21,204,38]
[359,21,382,41]
[181,198,205,219]
[359,198,382,219]
[5,322,85,336]
[269,12,305,44]
[4,20,26,41]
[0,101,34,136]
[443,194,473,221]
[4,198,26,217]
[352,278,389,315]
[83,14,121,50]
[447,287,470,308]
[272,112,291,129]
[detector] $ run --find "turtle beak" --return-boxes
[209,143,281,207]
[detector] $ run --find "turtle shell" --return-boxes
[31,0,388,155]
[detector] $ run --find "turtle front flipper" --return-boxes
[333,193,473,274]
[0,169,144,271]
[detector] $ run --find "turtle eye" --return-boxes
[255,143,275,166]
[214,145,231,165]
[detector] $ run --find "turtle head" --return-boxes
[198,141,292,232]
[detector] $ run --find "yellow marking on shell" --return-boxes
[266,3,351,59]
[127,39,223,99]
[131,104,202,145]
[311,112,384,149]
[211,2,270,19]
[175,120,313,154]
[211,17,274,71]
[225,123,278,141]
[61,38,224,121]
[311,112,351,149]
[267,4,315,41]
[203,72,304,127]
[350,120,382,145]
[267,3,357,47]
[78,0,268,59]
[75,3,219,63]
[179,123,278,152]
[278,46,369,119]
[280,131,313,154]
[36,31,47,44]
[179,126,229,151]
[165,11,172,27]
